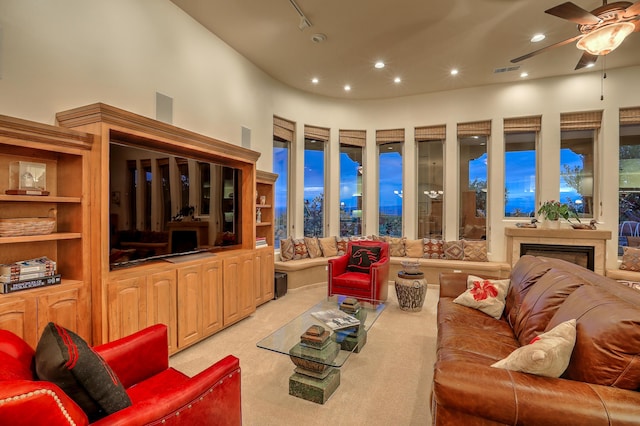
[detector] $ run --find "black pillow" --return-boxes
[35,322,131,421]
[346,245,382,273]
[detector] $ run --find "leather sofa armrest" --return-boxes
[0,380,89,426]
[94,324,169,389]
[438,273,470,298]
[433,361,640,424]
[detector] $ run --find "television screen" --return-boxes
[108,142,241,269]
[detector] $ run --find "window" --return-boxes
[560,111,601,219]
[416,125,445,238]
[199,162,210,216]
[273,116,294,249]
[377,129,404,237]
[619,107,640,253]
[140,159,152,231]
[339,130,365,237]
[504,116,540,218]
[158,158,171,230]
[458,121,490,240]
[176,157,190,211]
[304,125,329,237]
[127,160,137,231]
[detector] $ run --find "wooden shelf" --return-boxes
[256,222,272,227]
[0,195,82,203]
[0,232,82,244]
[256,204,271,209]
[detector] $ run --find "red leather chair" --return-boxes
[328,240,390,303]
[0,324,241,425]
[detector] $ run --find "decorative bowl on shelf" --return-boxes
[0,208,56,237]
[400,260,420,274]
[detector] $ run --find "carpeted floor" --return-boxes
[170,282,439,426]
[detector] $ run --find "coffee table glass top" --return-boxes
[256,295,386,367]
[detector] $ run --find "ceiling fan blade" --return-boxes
[624,0,640,18]
[511,35,583,63]
[545,2,601,25]
[575,52,598,70]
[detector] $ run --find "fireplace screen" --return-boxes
[520,244,595,271]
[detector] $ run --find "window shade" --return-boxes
[339,129,366,147]
[560,111,603,130]
[304,125,330,142]
[274,116,295,142]
[457,120,491,137]
[620,107,640,125]
[504,116,541,133]
[376,128,405,145]
[415,125,446,141]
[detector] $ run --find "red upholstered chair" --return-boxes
[328,240,390,303]
[0,324,241,426]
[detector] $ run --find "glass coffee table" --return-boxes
[257,295,386,404]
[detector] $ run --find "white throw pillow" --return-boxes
[453,275,510,319]
[491,319,577,378]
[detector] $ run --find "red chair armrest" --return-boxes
[328,254,349,277]
[94,324,169,389]
[0,380,88,426]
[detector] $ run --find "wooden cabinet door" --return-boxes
[201,259,223,337]
[177,264,202,348]
[107,275,148,342]
[222,256,241,326]
[238,252,256,319]
[37,282,89,343]
[261,248,275,303]
[0,295,38,349]
[147,269,177,354]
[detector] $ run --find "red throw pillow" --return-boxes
[346,245,381,273]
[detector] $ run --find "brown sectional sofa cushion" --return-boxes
[546,284,640,390]
[504,255,552,328]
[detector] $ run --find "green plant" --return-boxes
[537,200,579,221]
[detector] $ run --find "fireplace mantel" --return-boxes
[505,226,612,275]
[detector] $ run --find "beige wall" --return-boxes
[1,1,639,268]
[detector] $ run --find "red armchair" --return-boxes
[0,324,241,425]
[328,240,390,303]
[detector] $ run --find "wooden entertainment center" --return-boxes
[0,103,276,353]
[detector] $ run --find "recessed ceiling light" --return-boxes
[311,33,327,43]
[394,77,401,83]
[531,33,546,43]
[450,69,459,76]
[375,61,385,69]
[311,77,319,84]
[520,72,529,78]
[344,84,351,91]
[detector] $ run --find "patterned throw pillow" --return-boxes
[620,246,640,272]
[318,237,338,257]
[304,237,323,258]
[346,245,382,273]
[453,275,510,319]
[443,240,464,260]
[35,323,132,421]
[279,237,295,261]
[335,237,350,256]
[383,236,405,257]
[618,280,640,292]
[404,239,423,258]
[463,240,488,262]
[350,235,373,242]
[422,238,445,259]
[491,319,576,378]
[292,238,310,260]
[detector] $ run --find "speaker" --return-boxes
[155,92,173,124]
[274,272,287,299]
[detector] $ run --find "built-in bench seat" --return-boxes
[606,268,640,283]
[274,255,511,290]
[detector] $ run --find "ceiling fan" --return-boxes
[511,1,640,70]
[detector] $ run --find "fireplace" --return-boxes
[520,243,595,271]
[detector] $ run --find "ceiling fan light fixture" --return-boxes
[576,22,635,55]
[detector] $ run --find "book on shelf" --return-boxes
[255,237,268,248]
[0,269,56,284]
[0,274,61,294]
[0,256,56,276]
[311,309,361,331]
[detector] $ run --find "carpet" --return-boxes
[170,282,438,426]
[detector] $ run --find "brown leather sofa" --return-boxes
[432,255,640,425]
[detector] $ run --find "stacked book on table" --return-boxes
[255,237,268,248]
[0,256,60,294]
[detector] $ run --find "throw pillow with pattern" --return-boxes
[318,237,338,257]
[443,240,464,260]
[335,237,350,256]
[620,246,640,272]
[422,238,445,259]
[463,240,488,262]
[346,245,382,273]
[304,237,323,258]
[279,237,295,261]
[453,275,510,319]
[386,236,406,257]
[292,238,310,260]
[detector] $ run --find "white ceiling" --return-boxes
[170,0,640,100]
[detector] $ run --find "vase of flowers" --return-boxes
[537,200,578,228]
